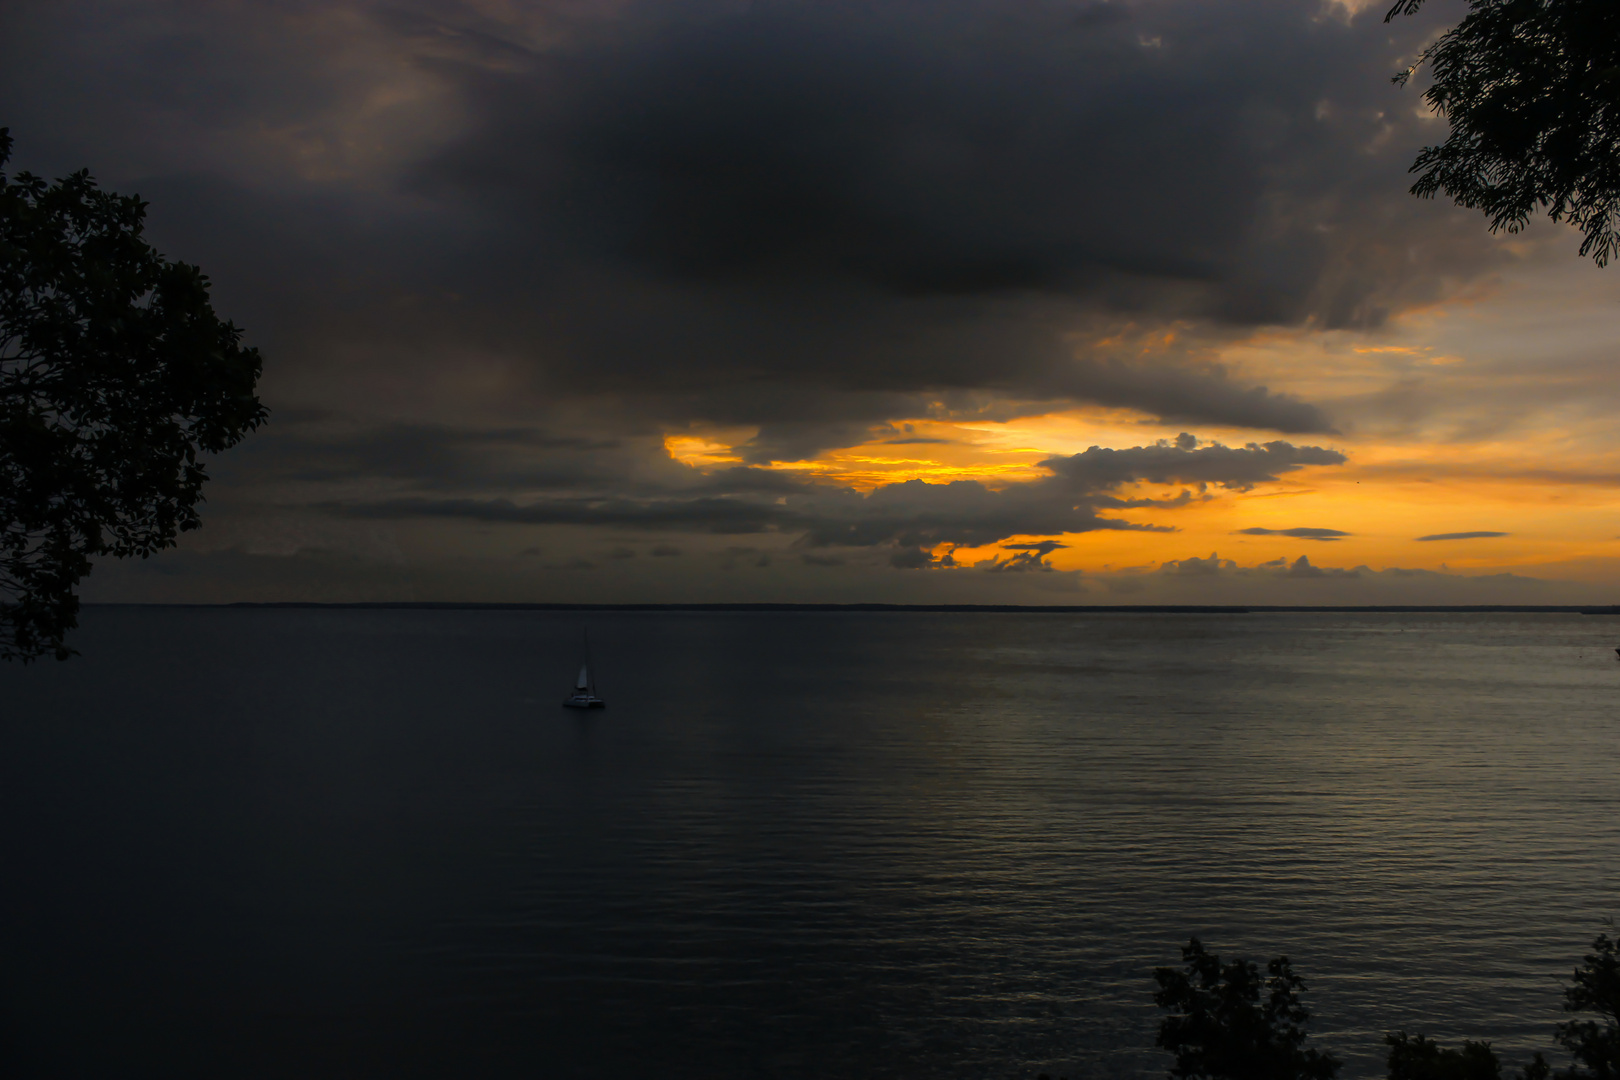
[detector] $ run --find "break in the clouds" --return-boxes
[1415,531,1511,542]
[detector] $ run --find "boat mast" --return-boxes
[584,627,595,696]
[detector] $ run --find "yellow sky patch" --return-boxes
[664,433,745,467]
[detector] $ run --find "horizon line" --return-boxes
[80,602,1620,615]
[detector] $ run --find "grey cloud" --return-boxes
[1094,491,1203,510]
[1415,531,1510,542]
[1160,553,1233,577]
[978,540,1068,573]
[220,419,635,493]
[687,466,818,496]
[1274,554,1361,578]
[737,419,898,466]
[1236,527,1351,540]
[793,478,1168,553]
[1156,552,1359,580]
[439,0,1482,324]
[719,545,772,569]
[889,546,942,570]
[218,417,823,501]
[1037,359,1333,434]
[1042,440,1346,492]
[345,495,792,534]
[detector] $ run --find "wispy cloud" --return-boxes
[1233,527,1351,541]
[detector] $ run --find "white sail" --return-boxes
[562,628,604,708]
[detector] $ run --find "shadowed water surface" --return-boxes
[2,608,1618,1078]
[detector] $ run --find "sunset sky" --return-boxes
[6,0,1620,605]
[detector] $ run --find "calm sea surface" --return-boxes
[3,607,1619,1078]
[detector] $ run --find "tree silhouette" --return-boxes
[0,128,265,661]
[1154,938,1341,1080]
[1386,1031,1503,1080]
[1551,932,1620,1078]
[1386,0,1620,264]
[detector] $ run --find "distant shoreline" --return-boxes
[80,602,1620,614]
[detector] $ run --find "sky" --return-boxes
[5,0,1620,606]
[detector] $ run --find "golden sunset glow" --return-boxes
[656,267,1620,590]
[664,433,745,468]
[763,447,1051,491]
[659,409,1620,579]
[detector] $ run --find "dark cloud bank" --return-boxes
[2,0,1493,430]
[0,0,1534,597]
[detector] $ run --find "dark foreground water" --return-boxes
[3,608,1619,1079]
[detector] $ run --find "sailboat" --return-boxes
[562,630,605,709]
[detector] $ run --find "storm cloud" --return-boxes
[1,0,1496,447]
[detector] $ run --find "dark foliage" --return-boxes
[1387,0,1620,264]
[1145,932,1620,1080]
[1386,1031,1503,1080]
[1154,938,1341,1080]
[0,128,265,661]
[1551,932,1620,1078]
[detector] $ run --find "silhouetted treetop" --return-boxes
[1387,0,1620,264]
[1154,938,1340,1080]
[1385,1031,1503,1080]
[0,127,265,661]
[1554,932,1620,1078]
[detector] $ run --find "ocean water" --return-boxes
[2,607,1618,1079]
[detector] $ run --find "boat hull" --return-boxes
[562,697,605,709]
